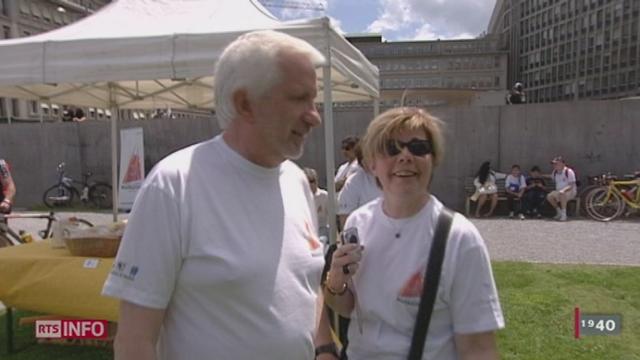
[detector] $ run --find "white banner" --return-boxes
[118,127,145,210]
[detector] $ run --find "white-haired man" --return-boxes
[103,31,338,360]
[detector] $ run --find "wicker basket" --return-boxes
[63,223,125,258]
[65,236,122,258]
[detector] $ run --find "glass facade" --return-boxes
[492,0,640,103]
[349,36,508,95]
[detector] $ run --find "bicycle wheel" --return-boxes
[0,221,22,246]
[578,185,599,214]
[585,188,624,221]
[89,183,113,209]
[0,231,13,247]
[43,185,75,208]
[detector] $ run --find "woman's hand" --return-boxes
[316,353,339,360]
[326,243,363,292]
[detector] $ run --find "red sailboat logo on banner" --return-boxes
[123,150,142,183]
[118,127,145,210]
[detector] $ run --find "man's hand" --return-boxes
[0,200,11,214]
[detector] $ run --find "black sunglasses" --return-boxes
[385,138,432,157]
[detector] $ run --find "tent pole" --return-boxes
[373,96,380,117]
[39,101,44,123]
[322,64,337,245]
[109,83,119,222]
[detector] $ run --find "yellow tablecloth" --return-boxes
[0,241,119,321]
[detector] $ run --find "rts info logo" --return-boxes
[35,320,108,339]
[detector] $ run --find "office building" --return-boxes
[0,0,111,121]
[346,34,509,107]
[488,0,640,103]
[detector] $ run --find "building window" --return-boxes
[2,25,10,39]
[42,6,52,23]
[19,1,29,15]
[30,3,42,18]
[11,98,19,118]
[29,101,38,115]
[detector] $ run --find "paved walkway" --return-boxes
[5,211,640,267]
[473,217,640,267]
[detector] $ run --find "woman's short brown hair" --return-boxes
[361,107,445,168]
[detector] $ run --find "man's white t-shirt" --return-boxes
[335,160,358,183]
[553,167,577,198]
[337,166,382,215]
[344,196,504,360]
[314,188,329,229]
[102,135,325,360]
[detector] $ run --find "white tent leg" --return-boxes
[109,83,119,222]
[322,65,337,244]
[373,96,379,117]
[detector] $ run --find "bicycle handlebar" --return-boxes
[0,212,55,220]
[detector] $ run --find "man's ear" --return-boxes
[232,89,254,122]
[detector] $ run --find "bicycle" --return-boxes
[578,173,612,215]
[585,174,640,222]
[42,162,113,209]
[0,211,93,247]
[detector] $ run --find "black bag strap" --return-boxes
[407,207,455,360]
[321,243,351,358]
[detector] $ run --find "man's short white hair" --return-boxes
[214,30,326,129]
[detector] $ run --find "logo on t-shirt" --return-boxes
[397,269,425,305]
[109,261,139,281]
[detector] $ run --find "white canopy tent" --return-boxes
[0,0,379,242]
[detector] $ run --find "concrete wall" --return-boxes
[1,99,638,211]
[0,116,219,207]
[299,99,640,211]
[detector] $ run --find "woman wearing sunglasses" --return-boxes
[323,107,504,360]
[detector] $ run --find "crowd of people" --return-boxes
[62,107,87,122]
[470,156,578,221]
[10,29,637,360]
[3,25,640,360]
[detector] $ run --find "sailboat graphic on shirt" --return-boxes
[397,268,425,305]
[304,221,322,252]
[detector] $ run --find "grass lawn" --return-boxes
[494,261,640,360]
[0,261,638,359]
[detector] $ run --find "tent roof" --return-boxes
[0,0,378,109]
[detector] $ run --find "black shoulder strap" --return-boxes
[407,207,455,360]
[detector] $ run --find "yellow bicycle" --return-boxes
[585,174,640,222]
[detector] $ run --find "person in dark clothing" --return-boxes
[522,166,547,217]
[62,107,75,122]
[73,108,87,122]
[506,82,526,104]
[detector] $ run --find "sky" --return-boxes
[261,0,498,41]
